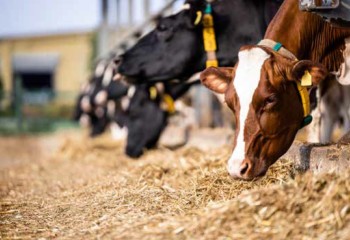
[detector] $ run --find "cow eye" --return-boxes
[157,24,168,32]
[264,95,277,108]
[266,95,276,103]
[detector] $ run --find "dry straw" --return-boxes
[1,133,349,239]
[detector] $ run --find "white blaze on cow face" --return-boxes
[228,48,270,178]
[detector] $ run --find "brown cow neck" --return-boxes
[264,0,350,72]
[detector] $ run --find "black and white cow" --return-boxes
[107,80,198,157]
[118,0,283,82]
[74,58,198,158]
[73,58,129,138]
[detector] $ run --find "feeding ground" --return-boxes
[0,130,349,239]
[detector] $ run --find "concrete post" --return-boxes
[15,75,23,132]
[128,0,133,26]
[98,0,109,57]
[116,0,121,29]
[144,0,150,20]
[194,85,213,127]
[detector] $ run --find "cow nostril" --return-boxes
[240,162,249,176]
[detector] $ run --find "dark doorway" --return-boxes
[20,72,53,90]
[13,71,54,105]
[12,53,59,104]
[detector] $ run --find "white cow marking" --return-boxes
[110,123,128,141]
[102,63,115,87]
[95,61,107,77]
[336,37,350,85]
[121,86,136,111]
[127,86,136,98]
[107,100,116,117]
[95,90,108,106]
[81,96,91,112]
[171,3,190,15]
[227,48,270,177]
[121,96,130,111]
[113,73,122,81]
[95,107,105,118]
[79,114,90,127]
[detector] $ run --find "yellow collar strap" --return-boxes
[202,3,218,68]
[258,39,313,128]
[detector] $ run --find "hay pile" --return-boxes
[178,171,350,239]
[1,132,349,239]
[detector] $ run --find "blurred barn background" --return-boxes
[0,0,188,134]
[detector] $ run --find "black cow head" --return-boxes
[118,0,280,83]
[123,81,197,158]
[122,85,167,158]
[118,1,208,82]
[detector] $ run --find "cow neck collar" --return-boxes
[258,39,313,128]
[201,2,218,68]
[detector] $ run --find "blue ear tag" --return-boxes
[302,115,313,128]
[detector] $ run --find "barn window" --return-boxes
[12,54,59,104]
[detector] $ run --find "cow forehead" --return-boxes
[228,47,270,171]
[234,47,271,93]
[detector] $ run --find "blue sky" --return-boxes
[0,0,184,38]
[0,0,100,38]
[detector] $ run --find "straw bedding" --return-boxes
[0,132,349,239]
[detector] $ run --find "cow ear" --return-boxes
[291,60,328,86]
[200,67,234,94]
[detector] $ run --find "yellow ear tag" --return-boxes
[163,94,176,114]
[149,87,157,100]
[301,70,312,87]
[194,11,202,25]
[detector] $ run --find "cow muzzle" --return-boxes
[228,157,254,180]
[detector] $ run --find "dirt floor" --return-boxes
[1,129,350,239]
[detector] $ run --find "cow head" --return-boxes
[122,85,168,158]
[201,45,328,180]
[118,0,282,83]
[118,1,211,82]
[122,81,196,158]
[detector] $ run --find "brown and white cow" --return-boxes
[200,0,350,180]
